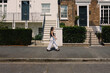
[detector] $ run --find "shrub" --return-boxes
[60,23,65,28]
[96,32,102,40]
[102,26,110,43]
[63,26,87,43]
[0,29,32,45]
[35,34,43,40]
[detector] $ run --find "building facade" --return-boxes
[58,0,110,32]
[0,0,58,37]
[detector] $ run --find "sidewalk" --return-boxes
[0,46,110,62]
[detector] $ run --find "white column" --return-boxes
[77,5,79,26]
[25,21,28,29]
[56,28,63,46]
[87,4,89,27]
[12,13,15,29]
[12,22,15,29]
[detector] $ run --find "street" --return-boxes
[0,46,110,73]
[0,62,110,73]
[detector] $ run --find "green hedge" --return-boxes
[102,26,110,43]
[35,34,43,40]
[0,29,32,45]
[63,26,87,43]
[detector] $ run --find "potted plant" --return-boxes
[75,16,79,26]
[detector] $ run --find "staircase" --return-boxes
[42,20,57,45]
[85,27,100,45]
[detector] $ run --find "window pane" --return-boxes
[104,6,108,8]
[4,0,7,3]
[101,17,103,24]
[109,10,110,24]
[61,5,67,18]
[101,10,103,17]
[4,5,7,13]
[0,0,2,3]
[104,10,108,24]
[39,28,43,34]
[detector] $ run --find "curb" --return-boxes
[0,58,110,62]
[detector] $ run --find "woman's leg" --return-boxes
[47,40,53,50]
[53,40,58,50]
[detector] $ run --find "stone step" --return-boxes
[86,38,99,40]
[45,24,56,27]
[44,27,56,30]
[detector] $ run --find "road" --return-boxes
[0,62,110,73]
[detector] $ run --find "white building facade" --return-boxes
[0,0,58,37]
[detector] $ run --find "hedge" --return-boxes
[0,29,32,45]
[63,26,87,43]
[102,26,110,43]
[35,34,43,40]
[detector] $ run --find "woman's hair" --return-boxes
[50,27,54,32]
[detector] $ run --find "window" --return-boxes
[4,0,7,3]
[101,5,110,24]
[60,5,68,20]
[39,28,43,34]
[4,5,7,13]
[42,3,50,13]
[0,0,7,16]
[0,5,2,16]
[0,0,7,3]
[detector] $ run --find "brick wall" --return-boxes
[59,0,77,26]
[89,0,100,26]
[59,0,100,26]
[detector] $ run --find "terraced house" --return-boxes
[0,0,58,37]
[58,0,110,32]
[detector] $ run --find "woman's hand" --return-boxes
[55,37,57,40]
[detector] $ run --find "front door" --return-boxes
[79,6,87,26]
[22,1,29,20]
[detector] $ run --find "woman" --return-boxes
[47,27,60,51]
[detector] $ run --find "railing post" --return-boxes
[12,13,15,29]
[42,13,46,40]
[89,31,92,46]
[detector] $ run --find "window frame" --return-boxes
[60,5,68,20]
[41,3,50,13]
[100,5,110,25]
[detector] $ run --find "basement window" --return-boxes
[39,28,43,34]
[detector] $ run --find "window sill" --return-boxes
[41,13,51,16]
[60,18,68,21]
[100,24,110,26]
